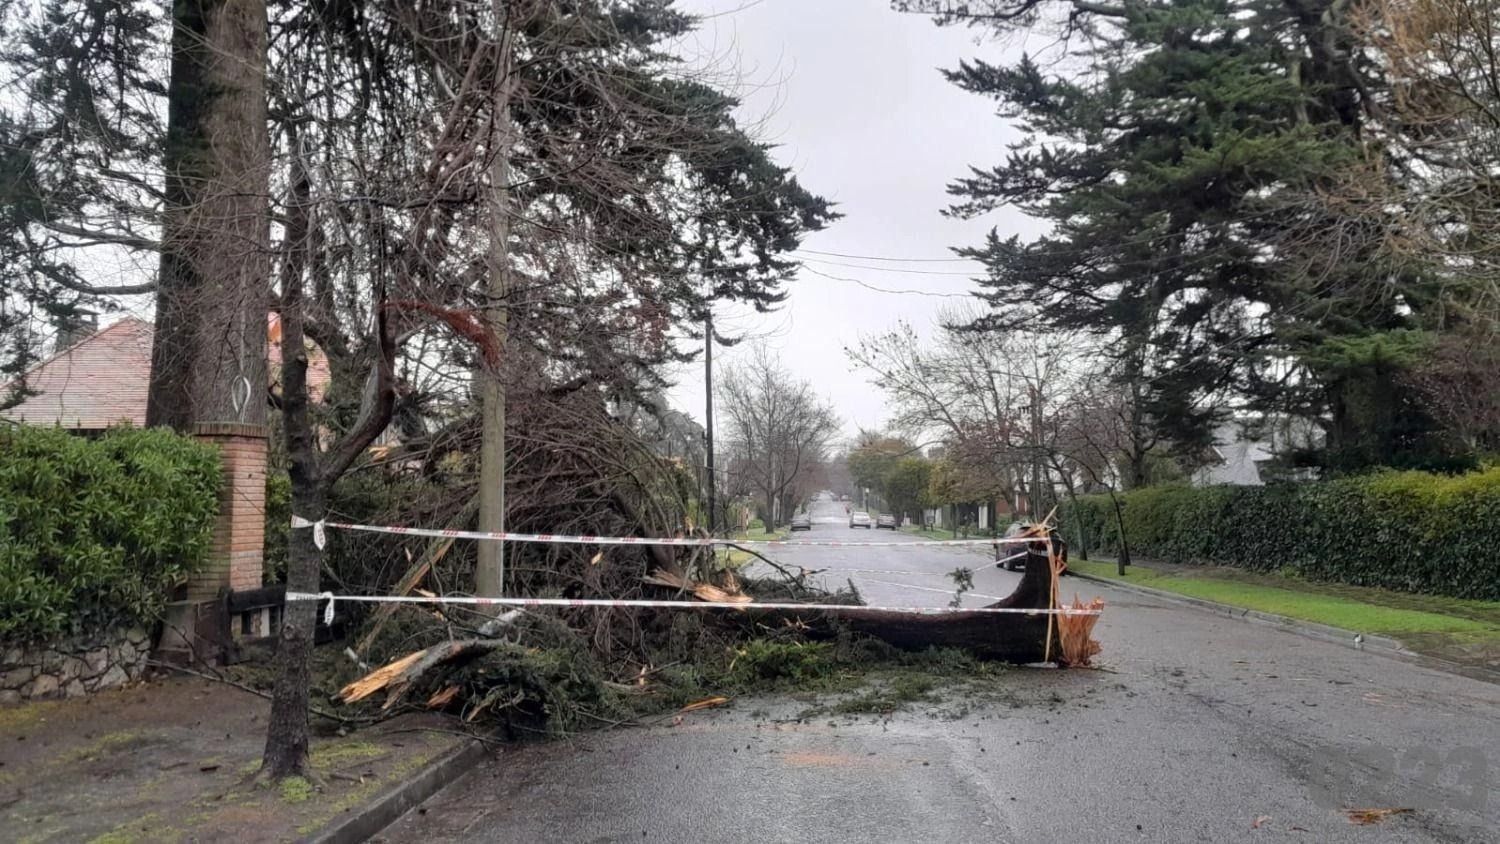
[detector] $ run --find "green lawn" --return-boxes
[721,524,787,569]
[1069,558,1500,668]
[731,525,786,542]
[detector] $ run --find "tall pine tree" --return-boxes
[923,0,1457,471]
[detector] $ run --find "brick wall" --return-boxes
[189,423,268,600]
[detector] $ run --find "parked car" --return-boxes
[849,511,872,529]
[875,513,897,530]
[999,521,1031,570]
[996,521,1068,573]
[790,513,812,531]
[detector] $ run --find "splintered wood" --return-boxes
[642,569,752,604]
[1055,594,1105,666]
[339,649,425,703]
[1039,521,1105,667]
[338,639,504,710]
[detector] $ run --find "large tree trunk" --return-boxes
[148,0,269,430]
[755,541,1064,662]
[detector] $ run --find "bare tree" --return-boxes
[258,0,831,778]
[1404,327,1500,453]
[717,345,839,528]
[848,308,1090,517]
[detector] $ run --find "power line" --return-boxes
[799,266,975,298]
[795,256,985,277]
[796,248,979,264]
[795,207,1292,265]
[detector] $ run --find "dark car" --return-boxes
[996,521,1068,573]
[875,513,897,530]
[790,513,812,531]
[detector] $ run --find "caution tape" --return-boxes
[290,516,1044,549]
[285,591,1101,626]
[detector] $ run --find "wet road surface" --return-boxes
[383,497,1500,842]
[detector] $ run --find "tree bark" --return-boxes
[262,131,319,778]
[260,123,401,777]
[262,488,321,777]
[148,0,269,430]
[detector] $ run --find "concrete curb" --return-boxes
[1068,569,1500,686]
[305,737,489,844]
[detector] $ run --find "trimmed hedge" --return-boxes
[0,426,221,641]
[1059,468,1500,601]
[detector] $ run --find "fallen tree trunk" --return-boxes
[336,539,1089,722]
[755,540,1063,663]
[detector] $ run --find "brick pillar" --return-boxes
[190,422,269,600]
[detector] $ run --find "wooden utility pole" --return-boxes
[476,7,517,600]
[704,313,716,533]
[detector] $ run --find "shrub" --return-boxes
[1058,467,1500,600]
[0,426,221,641]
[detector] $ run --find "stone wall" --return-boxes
[0,628,151,704]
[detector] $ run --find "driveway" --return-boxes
[383,497,1500,842]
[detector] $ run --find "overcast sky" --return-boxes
[664,0,1044,445]
[81,1,1044,445]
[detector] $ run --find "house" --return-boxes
[3,314,337,664]
[1191,419,1323,486]
[2,318,155,430]
[2,315,331,430]
[1192,432,1275,486]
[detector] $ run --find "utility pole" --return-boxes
[704,313,716,533]
[477,7,517,602]
[1029,383,1045,520]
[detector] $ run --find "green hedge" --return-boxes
[1059,468,1500,601]
[0,426,221,641]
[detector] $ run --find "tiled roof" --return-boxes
[4,315,337,430]
[2,318,154,429]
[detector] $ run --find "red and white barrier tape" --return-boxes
[291,516,1044,549]
[285,591,1100,626]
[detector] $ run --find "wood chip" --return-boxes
[1345,808,1412,825]
[679,696,730,712]
[426,685,461,708]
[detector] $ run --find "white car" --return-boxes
[849,511,872,529]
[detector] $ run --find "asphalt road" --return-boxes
[383,496,1500,843]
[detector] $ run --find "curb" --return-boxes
[305,737,489,844]
[1068,569,1500,686]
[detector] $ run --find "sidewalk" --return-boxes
[1066,555,1500,678]
[0,674,468,843]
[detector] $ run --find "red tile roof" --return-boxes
[2,318,154,429]
[4,315,336,430]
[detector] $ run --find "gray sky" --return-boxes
[665,0,1043,444]
[73,0,1044,446]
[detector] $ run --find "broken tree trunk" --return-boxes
[783,540,1063,663]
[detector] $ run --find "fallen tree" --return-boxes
[332,527,1103,729]
[707,531,1098,664]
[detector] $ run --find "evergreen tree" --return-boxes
[922,0,1458,469]
[0,0,166,401]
